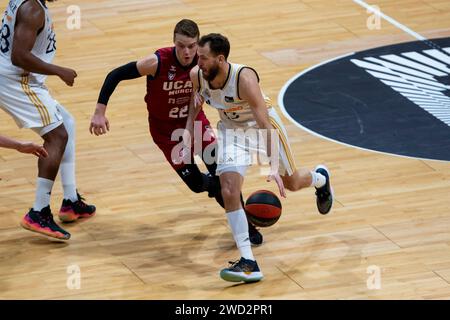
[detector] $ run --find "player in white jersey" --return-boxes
[184,33,334,283]
[0,0,95,240]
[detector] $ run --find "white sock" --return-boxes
[59,105,78,202]
[60,162,77,201]
[310,171,326,188]
[226,208,255,261]
[33,178,54,211]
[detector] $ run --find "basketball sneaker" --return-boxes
[58,192,96,222]
[248,221,263,246]
[314,165,333,214]
[20,206,71,240]
[220,257,264,283]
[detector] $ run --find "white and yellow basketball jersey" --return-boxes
[198,63,273,129]
[199,63,297,176]
[0,0,56,84]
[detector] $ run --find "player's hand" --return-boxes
[181,127,193,160]
[16,142,48,158]
[90,104,110,136]
[57,67,77,86]
[267,172,286,198]
[194,92,204,108]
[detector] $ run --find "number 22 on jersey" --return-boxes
[169,105,188,118]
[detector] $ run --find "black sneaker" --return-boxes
[248,221,263,246]
[21,206,71,240]
[58,192,96,222]
[314,165,333,214]
[220,257,264,282]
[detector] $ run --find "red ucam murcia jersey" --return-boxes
[145,47,197,130]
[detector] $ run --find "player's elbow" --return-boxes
[10,54,21,67]
[105,69,116,82]
[221,183,240,203]
[11,48,26,68]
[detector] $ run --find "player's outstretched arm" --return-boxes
[0,135,48,158]
[11,1,77,86]
[183,66,203,149]
[90,54,158,136]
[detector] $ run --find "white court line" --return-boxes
[277,3,450,162]
[352,0,427,41]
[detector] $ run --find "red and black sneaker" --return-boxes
[21,206,71,240]
[58,192,96,223]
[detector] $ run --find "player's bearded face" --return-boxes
[198,45,221,81]
[202,60,220,81]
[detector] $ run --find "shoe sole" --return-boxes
[315,165,334,215]
[58,210,96,223]
[220,270,264,283]
[20,219,70,240]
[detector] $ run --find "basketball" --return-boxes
[245,190,282,227]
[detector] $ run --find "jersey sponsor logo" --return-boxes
[225,96,235,103]
[224,106,243,112]
[176,96,190,105]
[163,80,192,91]
[224,111,240,120]
[168,65,176,80]
[281,37,450,161]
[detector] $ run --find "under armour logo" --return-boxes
[181,169,190,177]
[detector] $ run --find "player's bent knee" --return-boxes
[221,185,240,202]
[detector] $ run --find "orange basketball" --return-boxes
[245,190,282,227]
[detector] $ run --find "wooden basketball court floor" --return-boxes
[1,0,450,299]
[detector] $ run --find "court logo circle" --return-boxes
[279,37,450,162]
